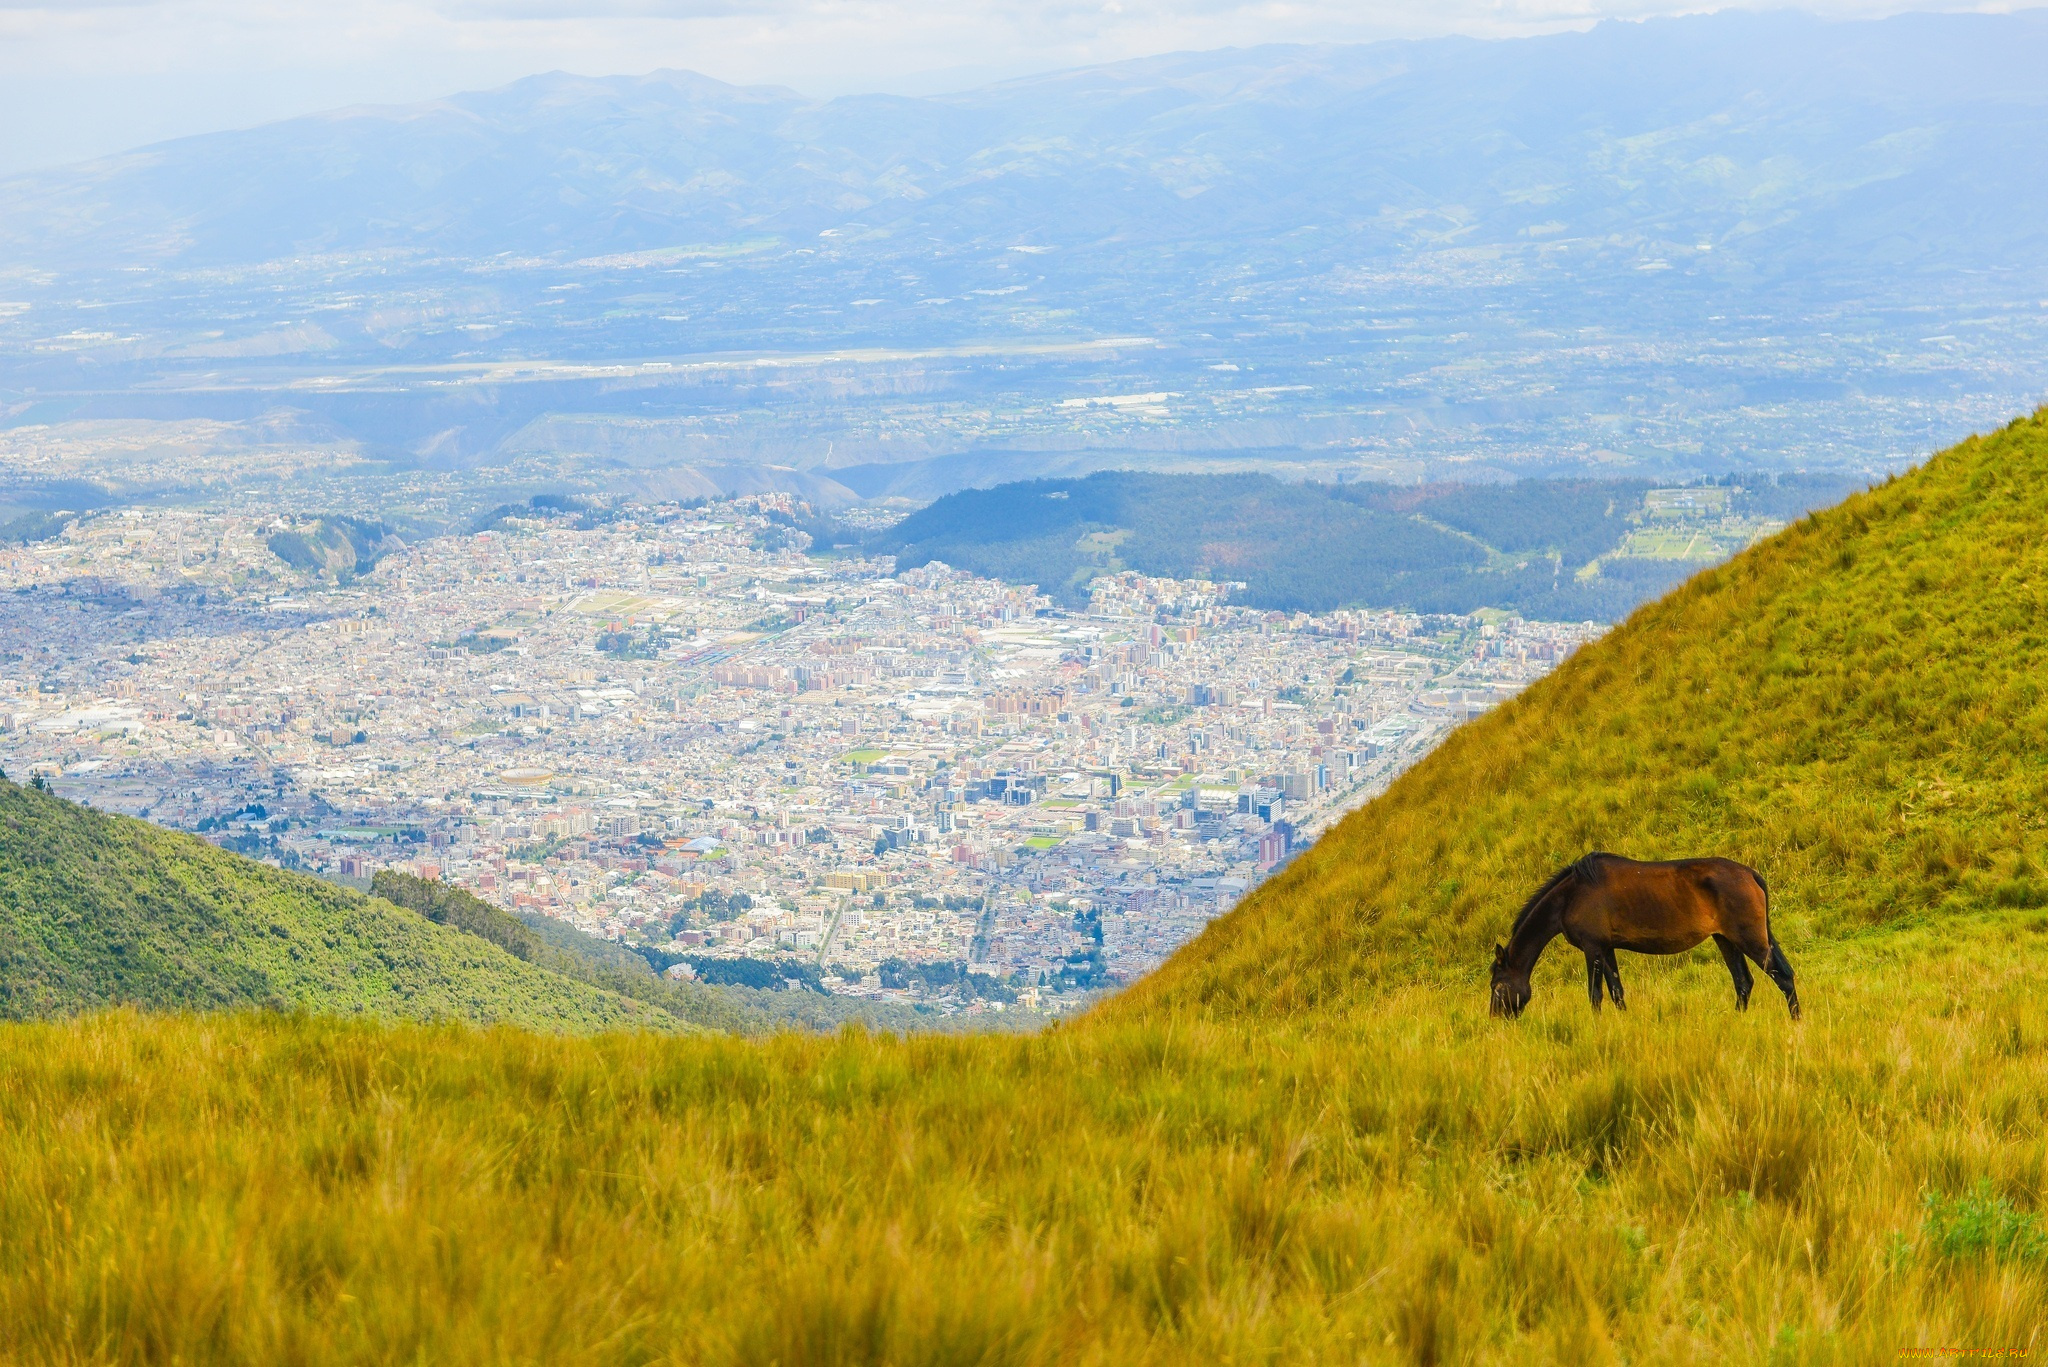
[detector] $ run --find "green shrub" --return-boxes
[1921,1180,2048,1264]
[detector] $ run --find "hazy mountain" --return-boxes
[6,12,2047,276]
[2,10,2045,494]
[8,10,2039,276]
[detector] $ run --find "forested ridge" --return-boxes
[875,470,1861,618]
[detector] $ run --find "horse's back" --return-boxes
[1576,853,1768,953]
[1588,853,1763,899]
[1584,851,1756,879]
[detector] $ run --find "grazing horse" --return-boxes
[1488,852,1799,1020]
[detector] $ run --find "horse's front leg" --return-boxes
[1585,951,1604,1012]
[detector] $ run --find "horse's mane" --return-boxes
[1510,853,1606,940]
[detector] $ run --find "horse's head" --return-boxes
[1489,943,1530,1018]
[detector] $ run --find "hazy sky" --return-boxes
[0,0,2019,175]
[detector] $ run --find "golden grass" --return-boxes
[2,927,2044,1363]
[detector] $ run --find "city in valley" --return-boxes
[0,499,1598,1014]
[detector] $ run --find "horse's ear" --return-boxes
[1493,943,1506,965]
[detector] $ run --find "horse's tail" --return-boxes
[1749,865,1775,941]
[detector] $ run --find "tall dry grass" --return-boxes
[1,922,2042,1363]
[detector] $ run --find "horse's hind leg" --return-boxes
[1763,940,1800,1021]
[1713,933,1754,1010]
[1601,950,1627,1010]
[1585,951,1604,1013]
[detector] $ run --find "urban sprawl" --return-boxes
[0,500,1599,1013]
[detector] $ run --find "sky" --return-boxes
[0,0,2021,175]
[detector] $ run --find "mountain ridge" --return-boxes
[7,10,2048,274]
[872,468,1866,617]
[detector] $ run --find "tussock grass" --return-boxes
[8,413,2048,1360]
[2,932,2044,1362]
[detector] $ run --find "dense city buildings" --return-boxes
[0,499,1598,1012]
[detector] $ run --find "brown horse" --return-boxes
[1488,852,1799,1019]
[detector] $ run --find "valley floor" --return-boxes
[3,920,2042,1364]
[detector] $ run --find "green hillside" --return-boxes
[5,415,2048,1360]
[0,780,674,1032]
[875,469,1859,619]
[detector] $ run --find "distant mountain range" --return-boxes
[2,11,2045,495]
[7,11,2047,276]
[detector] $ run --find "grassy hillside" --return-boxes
[4,415,2048,1359]
[0,780,674,1032]
[1119,410,2048,1018]
[370,867,761,1033]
